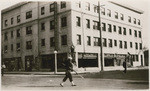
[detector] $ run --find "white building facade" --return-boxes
[1,1,144,72]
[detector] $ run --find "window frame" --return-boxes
[16,29,20,38]
[50,37,55,47]
[107,9,111,17]
[17,15,20,23]
[16,43,21,52]
[26,11,32,19]
[41,6,45,15]
[61,17,67,27]
[87,36,91,46]
[108,39,113,47]
[41,39,45,46]
[76,16,81,27]
[61,1,66,9]
[26,41,32,50]
[61,35,67,45]
[77,34,81,45]
[86,19,90,28]
[50,20,55,30]
[50,3,55,12]
[11,17,13,25]
[26,26,32,35]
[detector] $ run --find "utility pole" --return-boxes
[98,1,104,71]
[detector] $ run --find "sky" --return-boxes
[0,0,149,49]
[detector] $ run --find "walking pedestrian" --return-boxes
[1,63,6,76]
[123,61,126,73]
[123,52,131,73]
[60,56,76,87]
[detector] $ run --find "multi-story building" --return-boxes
[1,1,144,72]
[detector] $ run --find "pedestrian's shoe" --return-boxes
[60,83,63,87]
[72,84,76,86]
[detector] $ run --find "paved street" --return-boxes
[2,73,149,91]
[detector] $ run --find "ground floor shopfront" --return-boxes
[2,52,144,72]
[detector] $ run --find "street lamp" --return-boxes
[98,1,105,71]
[54,50,57,74]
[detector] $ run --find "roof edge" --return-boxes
[109,1,144,14]
[1,2,30,14]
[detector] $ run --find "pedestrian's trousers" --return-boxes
[63,70,73,82]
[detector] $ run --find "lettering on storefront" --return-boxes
[78,53,97,59]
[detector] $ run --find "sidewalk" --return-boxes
[4,66,149,75]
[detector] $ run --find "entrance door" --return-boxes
[25,56,33,71]
[141,55,143,66]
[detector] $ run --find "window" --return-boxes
[50,20,54,30]
[50,37,55,47]
[61,17,67,27]
[134,30,137,37]
[76,1,81,8]
[101,7,105,15]
[41,22,45,30]
[108,39,112,47]
[85,2,90,11]
[26,11,32,19]
[41,7,45,15]
[41,39,45,46]
[108,24,112,32]
[138,19,140,25]
[11,31,13,38]
[130,42,132,48]
[50,3,54,12]
[94,37,100,46]
[17,15,20,23]
[115,12,118,19]
[4,32,8,40]
[135,42,138,50]
[76,16,81,27]
[124,41,127,49]
[118,26,122,34]
[103,38,107,47]
[120,13,124,20]
[129,29,132,35]
[16,43,20,51]
[11,17,13,25]
[123,27,126,35]
[77,34,81,45]
[87,36,91,46]
[128,16,131,23]
[11,44,13,51]
[102,22,106,31]
[139,31,141,38]
[4,45,8,53]
[139,43,142,50]
[119,40,122,48]
[114,40,117,46]
[16,29,20,37]
[26,26,32,35]
[113,25,116,32]
[5,20,8,27]
[93,21,99,30]
[107,9,111,17]
[94,5,98,13]
[26,41,32,49]
[86,19,90,28]
[61,1,66,9]
[136,55,139,61]
[134,18,136,24]
[61,35,67,45]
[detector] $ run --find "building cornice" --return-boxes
[109,1,144,14]
[1,2,30,14]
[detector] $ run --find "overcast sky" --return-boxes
[0,0,149,49]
